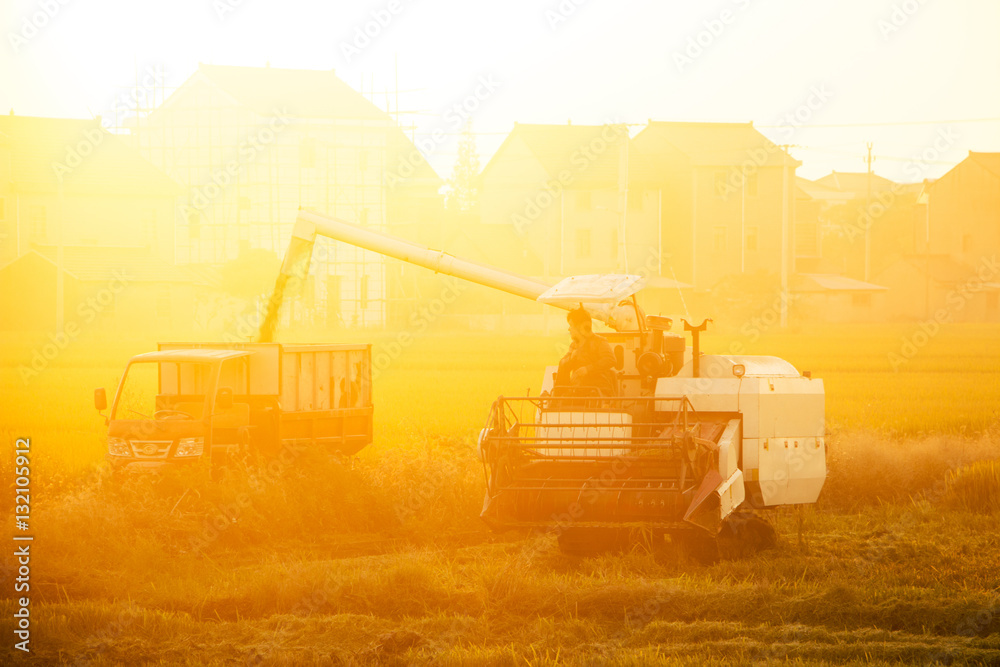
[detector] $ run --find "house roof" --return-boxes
[890,254,992,285]
[197,64,389,121]
[814,171,896,197]
[0,114,181,196]
[969,152,1000,180]
[28,246,205,283]
[633,121,800,169]
[794,273,887,292]
[479,123,654,188]
[796,176,852,203]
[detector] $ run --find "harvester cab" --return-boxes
[535,273,689,397]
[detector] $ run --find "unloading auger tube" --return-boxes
[283,209,623,328]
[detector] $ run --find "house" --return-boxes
[631,121,800,291]
[875,254,1000,322]
[791,273,887,323]
[0,114,181,268]
[0,247,214,334]
[129,63,442,329]
[921,152,1000,268]
[478,122,658,279]
[814,170,898,199]
[802,171,923,281]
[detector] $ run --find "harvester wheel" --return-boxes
[673,529,720,564]
[718,511,777,558]
[556,528,627,556]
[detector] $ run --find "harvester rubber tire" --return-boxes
[718,511,777,559]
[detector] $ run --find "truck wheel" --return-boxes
[210,450,230,482]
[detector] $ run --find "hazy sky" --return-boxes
[3,0,998,181]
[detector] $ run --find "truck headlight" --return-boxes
[176,437,204,457]
[108,437,131,457]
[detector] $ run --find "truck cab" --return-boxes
[98,349,254,471]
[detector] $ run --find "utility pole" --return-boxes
[780,145,790,328]
[864,142,873,282]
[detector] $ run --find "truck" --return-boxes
[267,209,826,557]
[95,342,373,472]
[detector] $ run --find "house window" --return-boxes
[238,196,251,210]
[852,293,872,308]
[712,226,727,252]
[327,275,342,325]
[714,171,730,199]
[147,209,157,243]
[576,229,592,259]
[576,190,591,211]
[627,189,644,211]
[745,226,759,251]
[155,289,172,318]
[300,138,317,168]
[745,172,758,196]
[30,205,46,240]
[188,210,201,239]
[360,274,369,309]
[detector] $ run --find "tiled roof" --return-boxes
[0,114,181,197]
[814,171,896,197]
[633,121,800,169]
[198,64,389,121]
[969,152,1000,180]
[480,123,654,188]
[794,273,887,292]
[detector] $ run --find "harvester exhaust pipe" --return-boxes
[682,318,712,378]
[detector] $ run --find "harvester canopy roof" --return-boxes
[537,274,646,306]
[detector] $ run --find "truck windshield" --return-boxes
[111,360,212,421]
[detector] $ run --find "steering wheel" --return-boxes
[154,409,193,420]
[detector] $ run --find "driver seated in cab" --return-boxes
[556,306,617,396]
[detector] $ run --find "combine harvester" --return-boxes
[271,210,827,557]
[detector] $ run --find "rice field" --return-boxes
[1,324,999,665]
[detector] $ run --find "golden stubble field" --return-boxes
[1,324,1000,665]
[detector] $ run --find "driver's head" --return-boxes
[567,306,592,343]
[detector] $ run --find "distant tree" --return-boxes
[446,122,480,212]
